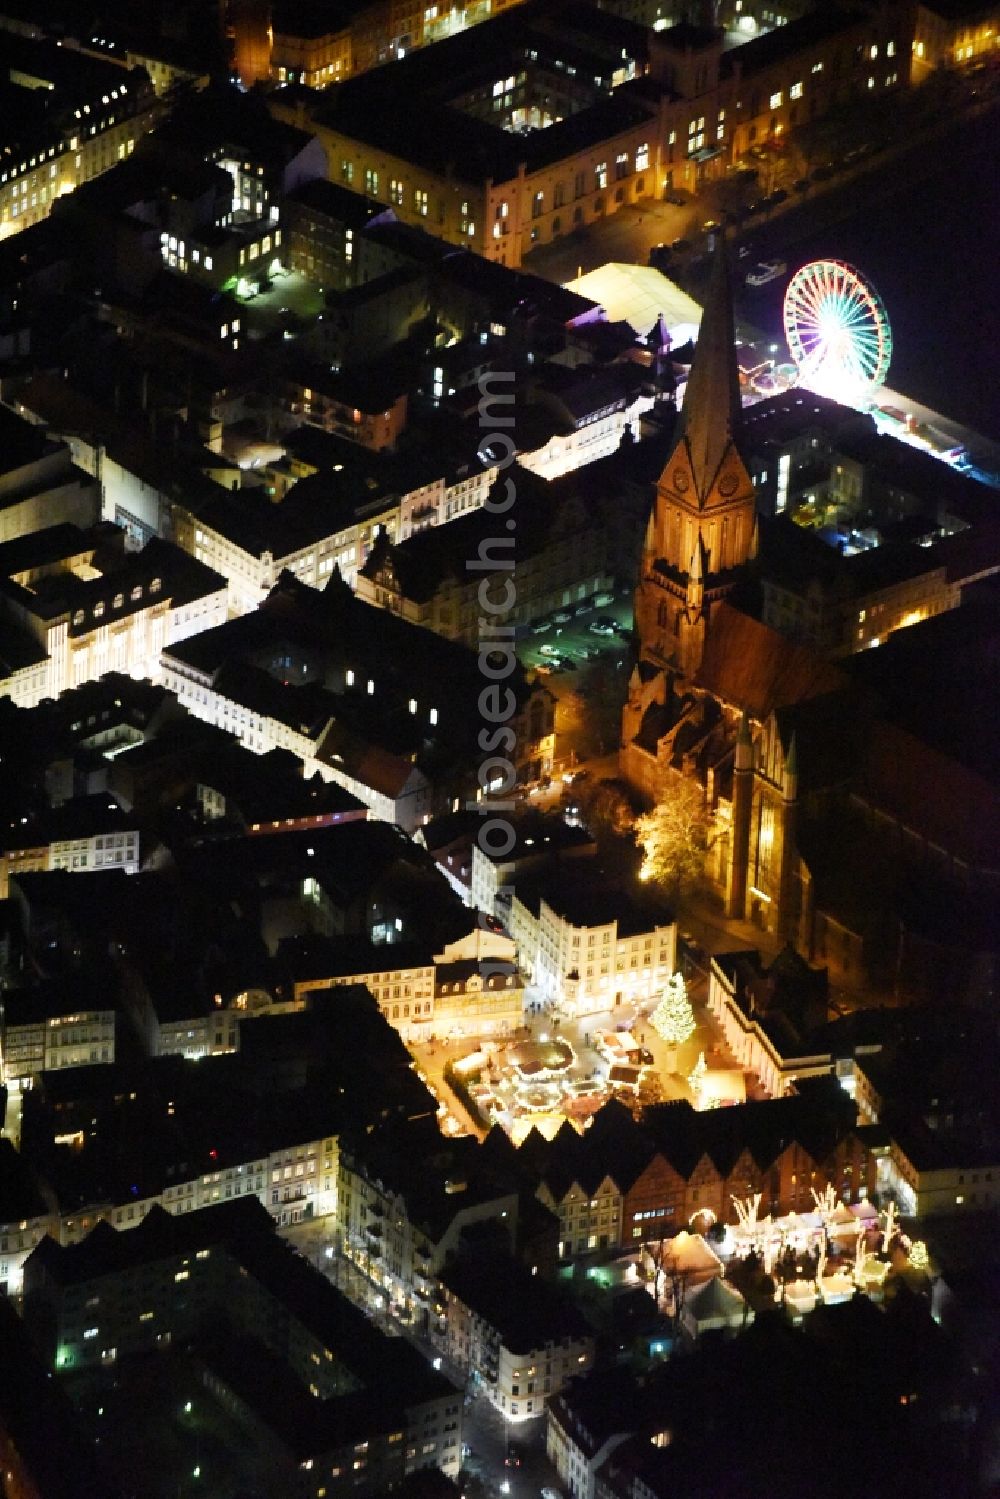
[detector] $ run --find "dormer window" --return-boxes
[130,585,142,602]
[113,593,124,610]
[150,578,162,594]
[94,601,105,619]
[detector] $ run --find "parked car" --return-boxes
[768,188,788,204]
[552,609,573,623]
[593,590,615,606]
[670,236,692,253]
[793,177,810,193]
[540,642,560,655]
[589,621,615,637]
[573,601,592,616]
[665,191,686,205]
[649,242,672,271]
[747,199,766,215]
[559,656,578,671]
[530,619,552,634]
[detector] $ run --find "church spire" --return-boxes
[677,234,742,503]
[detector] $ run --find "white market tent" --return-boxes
[664,1231,723,1283]
[564,262,703,342]
[683,1275,750,1338]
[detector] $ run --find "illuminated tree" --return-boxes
[650,973,695,1050]
[908,1240,929,1271]
[687,1050,708,1106]
[635,775,716,896]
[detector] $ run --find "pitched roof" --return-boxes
[695,603,847,719]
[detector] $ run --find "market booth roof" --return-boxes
[564,262,703,341]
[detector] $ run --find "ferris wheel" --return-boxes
[783,260,892,401]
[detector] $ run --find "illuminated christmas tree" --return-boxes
[687,1050,708,1106]
[650,973,695,1047]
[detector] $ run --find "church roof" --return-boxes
[675,238,743,502]
[694,603,847,719]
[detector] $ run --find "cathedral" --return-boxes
[621,239,840,948]
[631,241,758,680]
[619,240,997,1001]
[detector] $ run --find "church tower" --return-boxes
[635,238,756,678]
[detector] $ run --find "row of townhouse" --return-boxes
[160,569,557,824]
[336,1121,522,1324]
[173,456,500,614]
[0,1128,340,1298]
[291,928,526,1043]
[0,527,227,710]
[0,795,142,900]
[503,877,677,1019]
[435,1250,594,1422]
[257,0,526,87]
[2,1006,117,1084]
[530,1085,876,1262]
[0,37,157,241]
[159,647,436,830]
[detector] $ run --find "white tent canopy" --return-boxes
[663,1231,723,1281]
[564,262,703,342]
[683,1275,749,1335]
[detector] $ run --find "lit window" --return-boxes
[769,91,782,109]
[790,80,803,99]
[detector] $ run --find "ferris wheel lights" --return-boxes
[783,260,892,405]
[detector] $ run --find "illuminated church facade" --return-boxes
[621,244,827,947]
